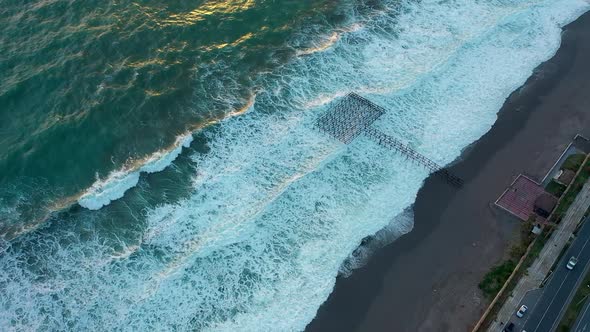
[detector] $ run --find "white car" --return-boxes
[516,304,528,318]
[567,256,578,270]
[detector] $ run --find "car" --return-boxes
[567,256,578,270]
[503,322,515,332]
[516,304,528,318]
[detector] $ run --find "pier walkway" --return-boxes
[316,93,463,188]
[363,128,463,187]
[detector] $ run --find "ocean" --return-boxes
[1,0,589,330]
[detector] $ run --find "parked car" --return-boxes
[567,256,578,270]
[503,322,515,332]
[516,304,528,318]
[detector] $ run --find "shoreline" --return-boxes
[306,10,590,332]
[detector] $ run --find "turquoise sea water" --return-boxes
[1,0,589,330]
[1,0,356,234]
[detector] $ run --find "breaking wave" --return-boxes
[78,133,194,210]
[1,0,589,331]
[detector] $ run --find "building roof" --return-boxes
[534,193,558,213]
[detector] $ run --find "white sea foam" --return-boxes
[339,208,415,277]
[77,133,193,210]
[76,95,255,212]
[2,0,589,331]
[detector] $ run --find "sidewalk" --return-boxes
[487,180,590,331]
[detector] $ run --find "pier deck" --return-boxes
[316,92,463,188]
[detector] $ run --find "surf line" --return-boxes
[78,20,366,212]
[77,95,256,210]
[3,96,256,241]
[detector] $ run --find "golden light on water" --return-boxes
[164,0,256,26]
[198,32,255,52]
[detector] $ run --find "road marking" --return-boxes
[530,267,575,331]
[575,301,590,332]
[550,229,590,332]
[520,290,544,328]
[530,232,590,332]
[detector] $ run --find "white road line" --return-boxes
[521,291,542,328]
[531,270,573,331]
[574,301,590,332]
[550,232,590,332]
[531,233,590,332]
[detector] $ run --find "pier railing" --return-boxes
[316,92,386,144]
[364,128,463,187]
[315,92,463,188]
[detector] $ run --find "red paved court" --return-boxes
[496,175,546,221]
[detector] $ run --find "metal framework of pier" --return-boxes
[316,93,386,144]
[316,92,464,188]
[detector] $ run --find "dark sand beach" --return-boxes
[306,11,590,332]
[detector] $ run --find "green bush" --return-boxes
[546,180,567,197]
[562,154,586,172]
[553,158,590,223]
[479,260,517,299]
[510,245,527,260]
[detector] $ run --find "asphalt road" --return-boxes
[573,299,590,332]
[520,218,590,332]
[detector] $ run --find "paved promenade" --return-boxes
[487,180,590,331]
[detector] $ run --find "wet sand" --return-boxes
[306,11,590,332]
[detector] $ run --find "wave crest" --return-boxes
[78,133,193,210]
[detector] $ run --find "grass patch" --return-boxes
[479,220,536,299]
[552,157,590,223]
[556,270,590,332]
[546,180,567,197]
[479,228,551,330]
[479,260,517,299]
[562,154,586,172]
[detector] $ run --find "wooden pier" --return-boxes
[364,127,463,187]
[316,92,463,188]
[316,92,386,144]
